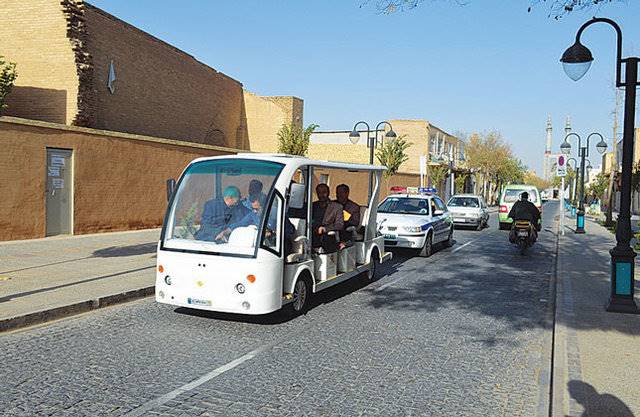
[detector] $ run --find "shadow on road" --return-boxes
[92,242,157,258]
[173,254,410,325]
[568,380,635,417]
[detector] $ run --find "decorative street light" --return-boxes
[559,132,607,233]
[349,120,397,198]
[567,157,578,206]
[561,17,640,313]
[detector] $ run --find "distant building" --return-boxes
[309,119,470,199]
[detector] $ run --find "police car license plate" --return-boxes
[517,230,528,237]
[384,234,397,240]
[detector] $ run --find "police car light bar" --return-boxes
[389,186,437,195]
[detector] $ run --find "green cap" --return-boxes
[223,186,241,199]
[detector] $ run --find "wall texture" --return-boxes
[0,0,80,124]
[243,91,304,152]
[0,117,238,241]
[83,4,247,147]
[0,0,302,151]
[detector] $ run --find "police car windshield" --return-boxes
[379,197,430,215]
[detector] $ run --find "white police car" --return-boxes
[377,187,454,257]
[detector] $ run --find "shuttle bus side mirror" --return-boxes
[289,183,306,209]
[166,178,176,202]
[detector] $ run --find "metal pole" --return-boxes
[561,176,565,235]
[576,147,587,233]
[368,127,374,200]
[607,57,639,313]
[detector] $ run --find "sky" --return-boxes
[90,0,640,175]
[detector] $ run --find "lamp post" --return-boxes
[567,157,578,206]
[560,132,607,233]
[349,120,397,199]
[561,17,640,313]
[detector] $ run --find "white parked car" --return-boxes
[377,188,453,257]
[447,194,489,230]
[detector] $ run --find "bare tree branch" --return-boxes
[361,0,629,18]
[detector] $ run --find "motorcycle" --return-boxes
[510,220,536,255]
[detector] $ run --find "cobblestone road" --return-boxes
[1,204,558,416]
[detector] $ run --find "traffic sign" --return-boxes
[556,155,567,177]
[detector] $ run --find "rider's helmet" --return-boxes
[520,191,529,201]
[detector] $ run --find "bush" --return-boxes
[0,56,17,113]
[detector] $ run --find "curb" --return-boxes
[0,286,155,333]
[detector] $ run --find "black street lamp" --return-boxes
[561,17,640,313]
[349,120,397,198]
[567,157,578,205]
[560,132,607,233]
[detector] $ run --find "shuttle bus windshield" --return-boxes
[163,158,284,256]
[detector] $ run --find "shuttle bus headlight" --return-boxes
[236,283,246,294]
[164,275,172,285]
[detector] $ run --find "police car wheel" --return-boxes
[419,234,433,257]
[445,229,454,247]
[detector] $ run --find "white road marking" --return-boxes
[451,238,478,253]
[123,344,271,416]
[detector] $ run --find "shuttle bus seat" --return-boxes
[286,218,308,263]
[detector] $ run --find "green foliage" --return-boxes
[429,164,448,191]
[587,172,608,199]
[0,56,17,113]
[454,174,467,194]
[376,135,412,178]
[523,171,550,191]
[277,123,319,156]
[178,204,198,239]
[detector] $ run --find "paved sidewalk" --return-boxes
[553,216,640,416]
[0,229,159,332]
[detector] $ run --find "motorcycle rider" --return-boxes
[508,191,541,242]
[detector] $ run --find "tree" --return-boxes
[464,130,526,202]
[429,164,448,192]
[376,135,412,178]
[454,173,467,194]
[587,172,609,200]
[0,56,17,113]
[524,171,550,191]
[277,123,318,156]
[363,0,627,18]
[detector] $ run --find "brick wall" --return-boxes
[83,4,246,147]
[0,117,239,241]
[243,91,304,152]
[0,0,80,124]
[1,1,302,151]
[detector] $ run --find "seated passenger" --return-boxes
[241,179,267,210]
[195,186,250,242]
[335,184,360,248]
[215,194,296,249]
[215,194,263,241]
[312,183,343,252]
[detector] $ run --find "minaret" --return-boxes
[544,116,552,180]
[565,115,572,137]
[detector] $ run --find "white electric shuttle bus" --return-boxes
[155,154,392,315]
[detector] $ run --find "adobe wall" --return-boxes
[388,119,430,175]
[0,117,238,241]
[0,0,80,124]
[82,4,247,148]
[243,91,304,152]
